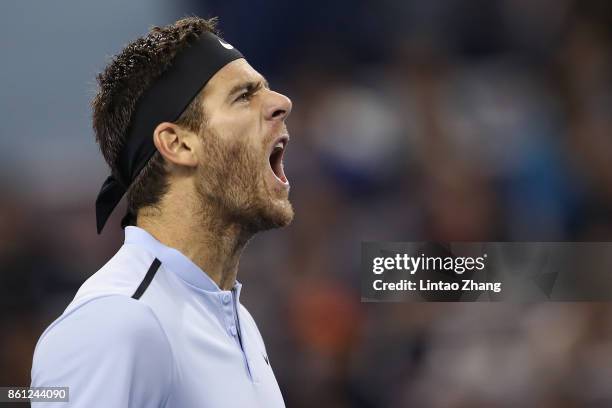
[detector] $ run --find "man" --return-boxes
[31,16,292,407]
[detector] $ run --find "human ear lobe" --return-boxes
[152,122,198,167]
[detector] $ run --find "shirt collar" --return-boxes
[123,226,242,298]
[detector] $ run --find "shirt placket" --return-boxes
[220,290,257,382]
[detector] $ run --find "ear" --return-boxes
[152,122,198,168]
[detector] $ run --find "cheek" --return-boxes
[196,117,268,192]
[199,131,260,188]
[217,109,263,145]
[217,125,266,168]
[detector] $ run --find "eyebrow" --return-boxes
[227,78,270,100]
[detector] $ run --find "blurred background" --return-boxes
[1,0,612,406]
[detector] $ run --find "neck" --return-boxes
[136,185,253,290]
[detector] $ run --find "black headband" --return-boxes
[95,31,243,233]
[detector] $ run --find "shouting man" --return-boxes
[31,16,292,407]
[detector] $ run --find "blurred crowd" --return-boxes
[1,0,612,406]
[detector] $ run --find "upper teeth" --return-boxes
[274,142,284,149]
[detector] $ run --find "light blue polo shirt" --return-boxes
[31,226,286,407]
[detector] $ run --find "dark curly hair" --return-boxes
[92,16,218,224]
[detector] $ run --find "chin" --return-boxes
[243,197,294,233]
[260,198,295,231]
[270,199,295,228]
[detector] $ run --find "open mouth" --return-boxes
[269,136,289,185]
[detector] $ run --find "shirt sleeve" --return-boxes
[31,295,173,408]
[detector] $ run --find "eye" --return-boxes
[235,91,252,103]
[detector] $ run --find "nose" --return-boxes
[263,90,292,122]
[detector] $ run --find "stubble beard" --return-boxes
[194,127,294,235]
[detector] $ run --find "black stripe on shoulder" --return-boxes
[132,258,162,300]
